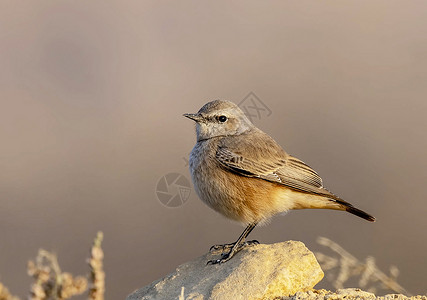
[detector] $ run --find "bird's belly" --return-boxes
[190,158,292,224]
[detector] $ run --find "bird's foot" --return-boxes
[209,242,235,253]
[209,240,259,253]
[243,239,260,247]
[207,240,260,265]
[207,251,234,265]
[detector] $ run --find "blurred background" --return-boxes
[1,1,426,299]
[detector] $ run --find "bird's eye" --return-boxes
[217,115,228,123]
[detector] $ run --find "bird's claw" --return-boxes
[209,240,259,253]
[209,242,236,253]
[207,239,260,265]
[245,239,260,246]
[207,252,232,265]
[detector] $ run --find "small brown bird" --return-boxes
[184,100,375,264]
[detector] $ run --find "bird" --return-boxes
[184,100,375,264]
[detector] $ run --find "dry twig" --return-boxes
[27,249,87,300]
[315,236,409,295]
[0,282,20,300]
[88,232,105,300]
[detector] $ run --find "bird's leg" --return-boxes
[207,223,258,265]
[209,223,258,253]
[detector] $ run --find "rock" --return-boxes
[286,288,427,300]
[126,241,324,300]
[289,288,376,299]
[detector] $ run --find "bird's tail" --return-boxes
[325,192,376,222]
[345,205,376,222]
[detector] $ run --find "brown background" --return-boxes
[0,1,426,299]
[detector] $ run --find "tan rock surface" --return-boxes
[287,288,426,300]
[126,241,324,300]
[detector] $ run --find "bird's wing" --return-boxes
[216,130,377,222]
[216,130,335,198]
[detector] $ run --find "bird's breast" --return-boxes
[189,141,288,224]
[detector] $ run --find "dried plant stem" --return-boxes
[316,236,409,295]
[178,287,185,300]
[88,231,105,300]
[0,282,20,300]
[27,249,87,300]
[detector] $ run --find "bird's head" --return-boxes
[184,100,254,141]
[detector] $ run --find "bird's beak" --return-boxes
[183,113,203,122]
